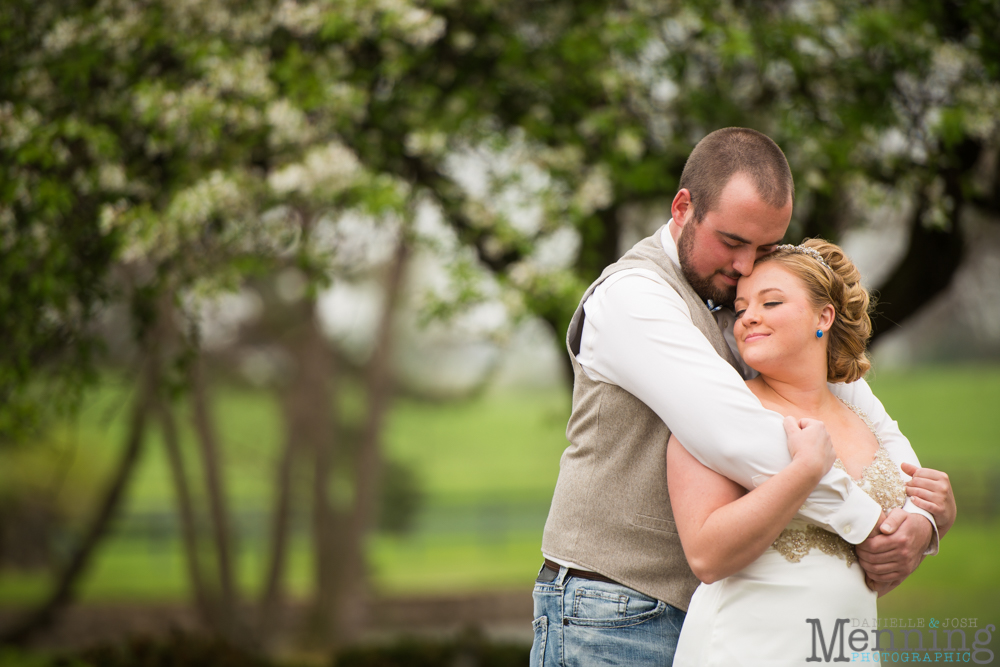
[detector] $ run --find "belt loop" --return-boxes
[555,565,569,586]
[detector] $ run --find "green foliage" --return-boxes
[0,441,104,571]
[378,460,424,537]
[4,0,997,441]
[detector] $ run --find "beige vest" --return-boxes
[540,226,742,611]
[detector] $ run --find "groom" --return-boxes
[531,128,938,666]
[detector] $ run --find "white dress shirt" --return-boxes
[571,224,938,550]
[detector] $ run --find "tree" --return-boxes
[2,0,996,650]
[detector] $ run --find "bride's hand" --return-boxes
[901,462,956,538]
[783,416,836,481]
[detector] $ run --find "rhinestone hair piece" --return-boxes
[775,244,832,271]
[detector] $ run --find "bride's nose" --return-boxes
[742,305,760,324]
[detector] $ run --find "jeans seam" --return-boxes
[559,578,566,667]
[532,615,548,666]
[564,600,667,628]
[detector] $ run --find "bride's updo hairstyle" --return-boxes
[756,239,873,384]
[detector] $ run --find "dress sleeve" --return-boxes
[579,271,882,545]
[830,379,940,554]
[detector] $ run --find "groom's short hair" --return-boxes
[679,128,794,222]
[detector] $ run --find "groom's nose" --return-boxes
[732,249,756,276]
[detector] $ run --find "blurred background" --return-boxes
[1,0,998,664]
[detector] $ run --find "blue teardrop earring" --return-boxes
[816,329,824,338]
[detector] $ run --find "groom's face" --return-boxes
[675,173,792,307]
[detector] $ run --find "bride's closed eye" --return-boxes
[735,302,783,319]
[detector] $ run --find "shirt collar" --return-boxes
[660,220,681,267]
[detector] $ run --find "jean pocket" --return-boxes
[530,615,548,667]
[567,583,666,628]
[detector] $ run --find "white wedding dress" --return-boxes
[673,403,908,666]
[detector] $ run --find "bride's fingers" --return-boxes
[906,476,946,493]
[910,496,946,514]
[907,495,942,515]
[914,468,949,482]
[905,486,940,502]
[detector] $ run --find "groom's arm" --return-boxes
[579,271,882,544]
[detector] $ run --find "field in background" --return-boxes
[0,364,998,623]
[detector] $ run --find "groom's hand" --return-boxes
[864,574,902,598]
[856,509,932,584]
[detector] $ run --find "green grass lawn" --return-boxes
[1,363,998,622]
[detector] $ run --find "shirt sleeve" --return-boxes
[830,379,940,555]
[578,270,881,545]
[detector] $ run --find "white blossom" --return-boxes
[615,130,645,161]
[203,49,276,99]
[98,163,127,191]
[404,129,448,157]
[0,104,41,150]
[267,98,313,147]
[268,141,362,197]
[274,0,326,35]
[573,165,613,216]
[393,6,447,47]
[167,171,247,231]
[42,18,85,54]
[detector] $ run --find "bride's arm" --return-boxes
[667,416,835,584]
[832,379,939,552]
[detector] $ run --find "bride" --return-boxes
[669,240,956,665]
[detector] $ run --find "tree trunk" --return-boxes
[190,353,241,642]
[334,234,410,643]
[157,396,218,631]
[0,347,158,645]
[256,404,300,643]
[869,183,966,344]
[257,291,339,649]
[299,298,339,647]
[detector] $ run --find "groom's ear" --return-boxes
[671,188,695,227]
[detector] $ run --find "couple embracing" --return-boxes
[531,128,956,666]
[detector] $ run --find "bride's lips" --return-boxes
[743,332,769,343]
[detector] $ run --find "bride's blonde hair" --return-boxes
[756,239,873,384]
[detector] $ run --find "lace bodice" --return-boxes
[772,400,907,566]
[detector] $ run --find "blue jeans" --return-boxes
[530,564,685,667]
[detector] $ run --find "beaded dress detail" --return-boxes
[771,400,907,567]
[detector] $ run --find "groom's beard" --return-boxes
[677,227,739,307]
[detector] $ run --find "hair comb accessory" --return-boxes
[775,244,832,270]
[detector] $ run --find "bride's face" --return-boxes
[733,262,833,373]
